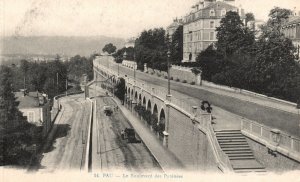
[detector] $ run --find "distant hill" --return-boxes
[1,36,125,57]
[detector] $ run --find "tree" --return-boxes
[195,45,225,81]
[216,11,255,57]
[245,12,255,26]
[170,25,183,63]
[113,46,135,63]
[114,78,126,104]
[0,66,41,166]
[135,28,167,71]
[102,43,117,54]
[267,7,292,32]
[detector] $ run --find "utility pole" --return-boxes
[24,77,26,90]
[56,72,59,95]
[65,78,68,96]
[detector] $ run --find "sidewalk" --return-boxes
[110,96,185,172]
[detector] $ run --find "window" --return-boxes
[27,111,35,122]
[198,31,201,40]
[210,21,215,28]
[221,9,226,16]
[210,32,215,40]
[210,9,215,17]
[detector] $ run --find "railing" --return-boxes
[94,58,234,171]
[195,114,233,172]
[241,118,300,160]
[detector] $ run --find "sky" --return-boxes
[1,0,300,39]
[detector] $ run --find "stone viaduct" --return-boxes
[92,56,300,173]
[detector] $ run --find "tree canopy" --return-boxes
[196,8,300,102]
[0,66,41,166]
[102,43,117,54]
[170,25,183,63]
[135,28,168,71]
[216,11,255,57]
[245,12,255,26]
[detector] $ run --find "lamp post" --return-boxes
[297,100,300,138]
[167,50,171,95]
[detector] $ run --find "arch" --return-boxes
[147,100,152,111]
[153,104,158,116]
[142,97,146,106]
[158,108,166,137]
[138,94,142,104]
[128,87,131,94]
[134,91,138,101]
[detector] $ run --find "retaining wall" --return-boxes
[168,106,218,171]
[246,137,300,172]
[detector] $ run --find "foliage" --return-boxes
[102,43,117,54]
[196,45,225,81]
[216,11,255,57]
[170,25,183,63]
[195,7,300,102]
[0,66,42,166]
[135,28,168,71]
[245,12,255,26]
[114,78,126,103]
[113,46,134,63]
[191,67,202,75]
[66,54,94,83]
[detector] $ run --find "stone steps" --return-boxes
[215,130,266,173]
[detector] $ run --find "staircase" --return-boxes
[216,130,266,173]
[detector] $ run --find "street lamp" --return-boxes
[297,100,300,137]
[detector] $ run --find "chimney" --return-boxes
[293,7,297,16]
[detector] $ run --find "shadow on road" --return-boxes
[28,124,71,171]
[43,124,71,153]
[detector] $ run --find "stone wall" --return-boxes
[144,64,201,85]
[246,137,300,172]
[168,106,218,171]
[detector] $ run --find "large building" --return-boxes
[182,0,244,62]
[282,15,300,61]
[166,18,183,41]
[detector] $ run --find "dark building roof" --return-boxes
[15,91,44,109]
[183,1,242,24]
[283,16,300,27]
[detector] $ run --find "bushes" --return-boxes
[175,78,180,82]
[190,81,195,85]
[164,76,168,79]
[182,80,187,83]
[170,77,173,80]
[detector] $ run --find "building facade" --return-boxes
[16,91,52,137]
[182,0,244,62]
[166,18,183,41]
[282,16,300,60]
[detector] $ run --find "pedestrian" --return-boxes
[121,130,125,139]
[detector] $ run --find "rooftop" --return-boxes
[283,16,300,27]
[15,91,46,109]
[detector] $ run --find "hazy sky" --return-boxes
[1,0,300,39]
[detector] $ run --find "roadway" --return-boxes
[38,94,90,172]
[94,56,300,137]
[90,88,161,172]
